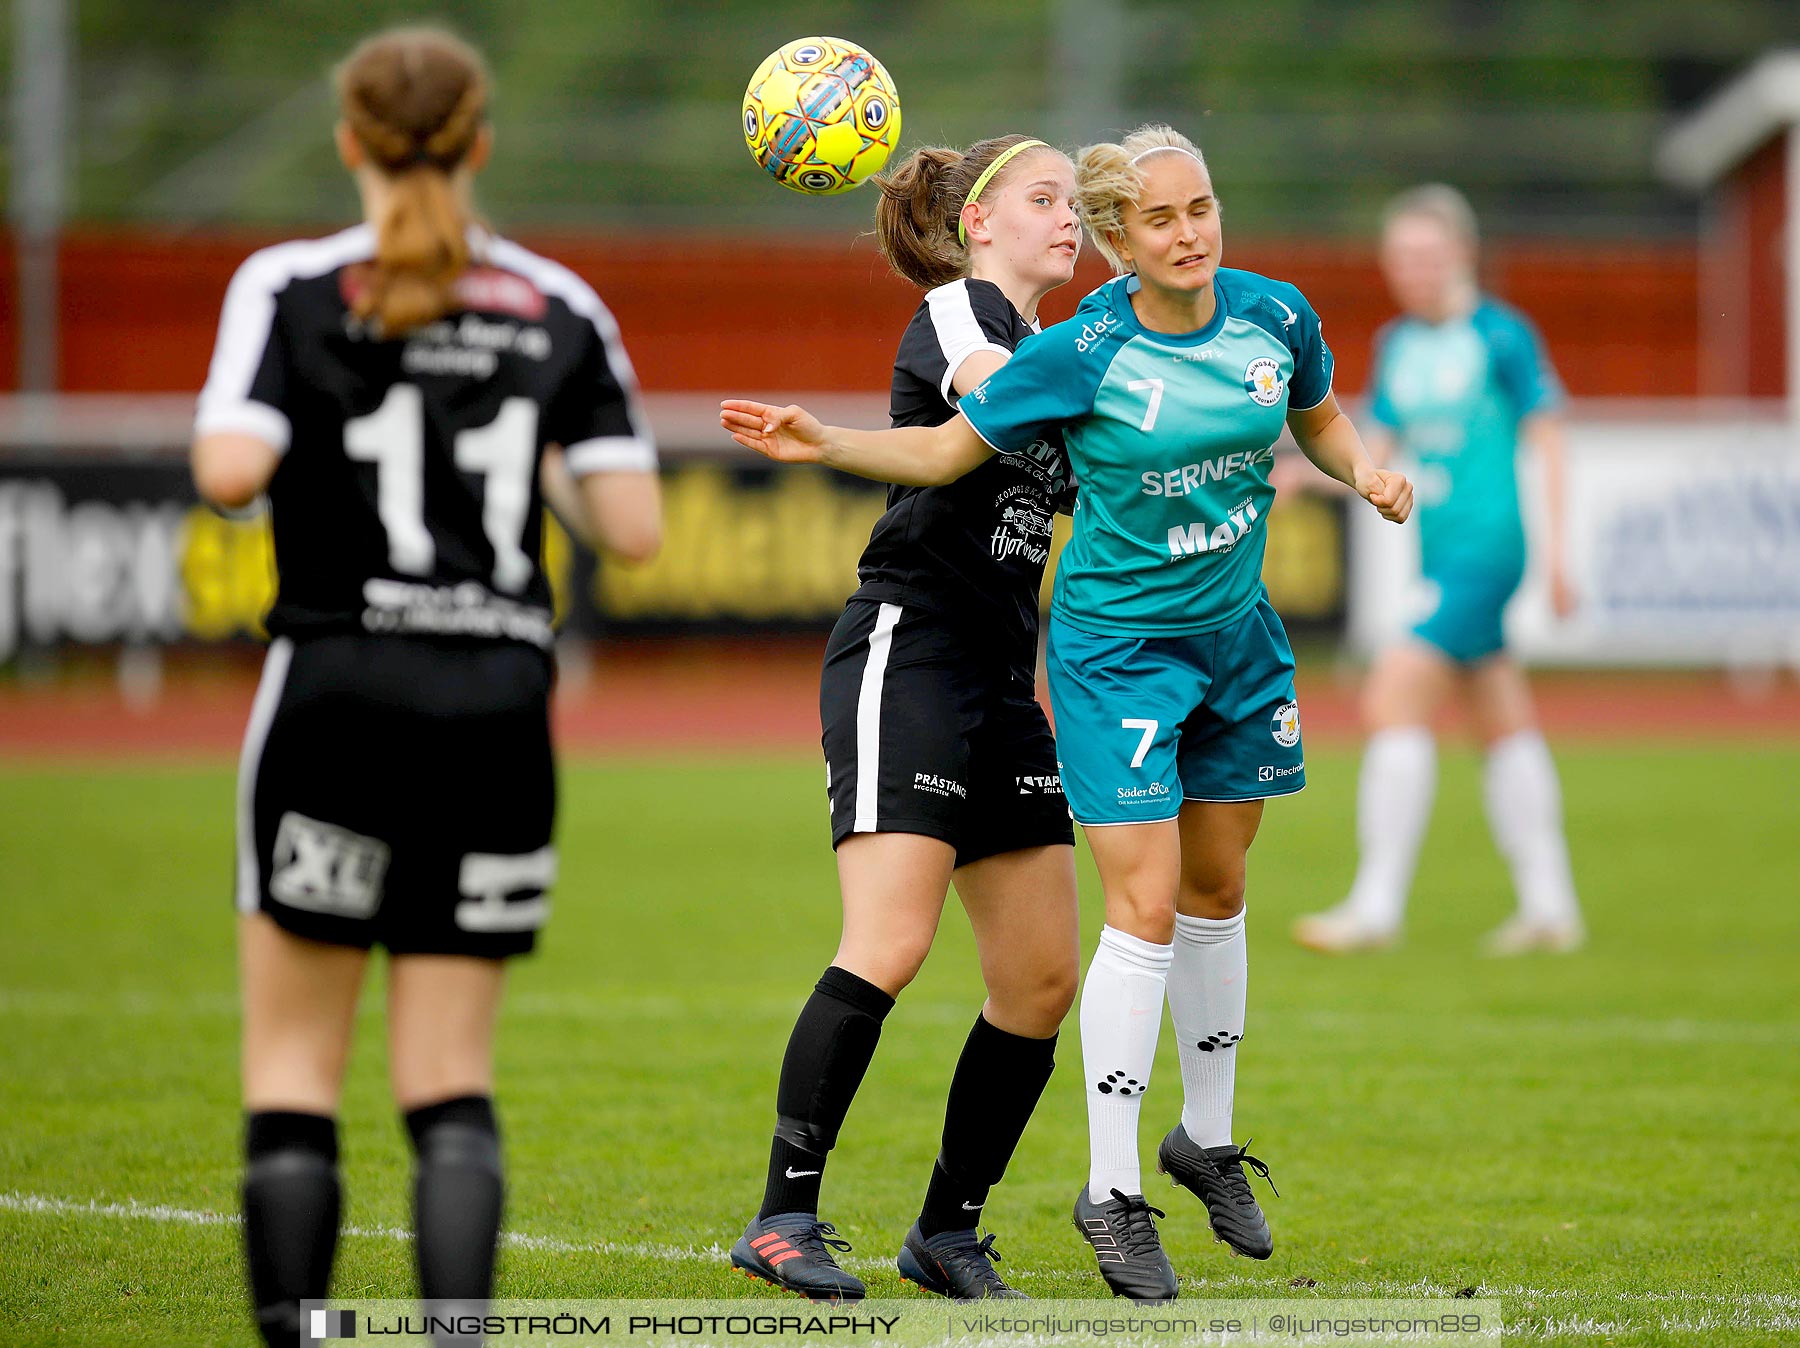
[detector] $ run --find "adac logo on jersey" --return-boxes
[1271,700,1301,748]
[1244,357,1285,406]
[1075,311,1121,352]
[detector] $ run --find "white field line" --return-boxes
[4,988,1797,1048]
[5,1189,1798,1335]
[0,1191,722,1264]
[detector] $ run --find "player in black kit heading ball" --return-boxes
[729,135,1083,1301]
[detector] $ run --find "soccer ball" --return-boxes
[742,36,901,196]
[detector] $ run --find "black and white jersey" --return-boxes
[195,224,655,649]
[848,278,1072,676]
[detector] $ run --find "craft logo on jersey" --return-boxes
[1244,357,1284,406]
[269,812,389,918]
[1271,700,1300,747]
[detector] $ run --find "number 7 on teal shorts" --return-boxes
[1046,594,1306,826]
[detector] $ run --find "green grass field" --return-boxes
[2,746,1797,1346]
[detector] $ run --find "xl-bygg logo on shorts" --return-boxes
[1271,700,1300,747]
[1244,357,1285,406]
[269,813,389,918]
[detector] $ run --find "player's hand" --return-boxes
[1549,565,1579,619]
[1355,465,1413,523]
[720,400,828,464]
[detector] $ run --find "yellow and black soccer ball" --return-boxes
[742,36,901,196]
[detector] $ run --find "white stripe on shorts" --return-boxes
[235,637,294,913]
[852,603,904,833]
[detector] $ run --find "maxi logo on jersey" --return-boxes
[1167,499,1261,560]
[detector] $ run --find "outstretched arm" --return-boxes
[1286,392,1413,524]
[720,400,993,487]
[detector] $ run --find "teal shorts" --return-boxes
[1046,595,1305,826]
[1410,562,1524,664]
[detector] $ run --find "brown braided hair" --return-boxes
[335,27,489,335]
[874,135,1065,289]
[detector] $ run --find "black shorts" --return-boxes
[235,634,556,958]
[821,600,1074,866]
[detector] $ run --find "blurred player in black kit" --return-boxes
[190,27,661,1346]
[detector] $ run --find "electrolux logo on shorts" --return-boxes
[1258,763,1303,782]
[1117,782,1172,801]
[1166,499,1261,560]
[1141,445,1274,497]
[913,772,968,800]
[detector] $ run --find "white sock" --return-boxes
[1344,726,1437,928]
[1483,731,1581,925]
[1081,924,1172,1202]
[1166,911,1246,1149]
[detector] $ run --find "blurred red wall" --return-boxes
[1,230,1699,397]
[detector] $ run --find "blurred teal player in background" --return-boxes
[725,125,1412,1301]
[1292,185,1585,957]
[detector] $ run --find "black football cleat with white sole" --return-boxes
[896,1222,1026,1300]
[730,1212,865,1302]
[1156,1125,1276,1259]
[1072,1185,1178,1303]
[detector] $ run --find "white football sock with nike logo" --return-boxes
[1081,924,1173,1202]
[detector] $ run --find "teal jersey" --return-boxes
[1367,297,1562,576]
[958,269,1333,637]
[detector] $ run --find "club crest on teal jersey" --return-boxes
[1244,357,1284,406]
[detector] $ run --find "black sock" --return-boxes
[918,1015,1057,1238]
[243,1111,341,1348]
[758,966,895,1219]
[405,1093,503,1332]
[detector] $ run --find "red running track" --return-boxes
[3,638,1799,763]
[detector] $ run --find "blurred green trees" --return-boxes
[4,0,1797,235]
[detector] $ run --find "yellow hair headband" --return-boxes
[958,139,1048,246]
